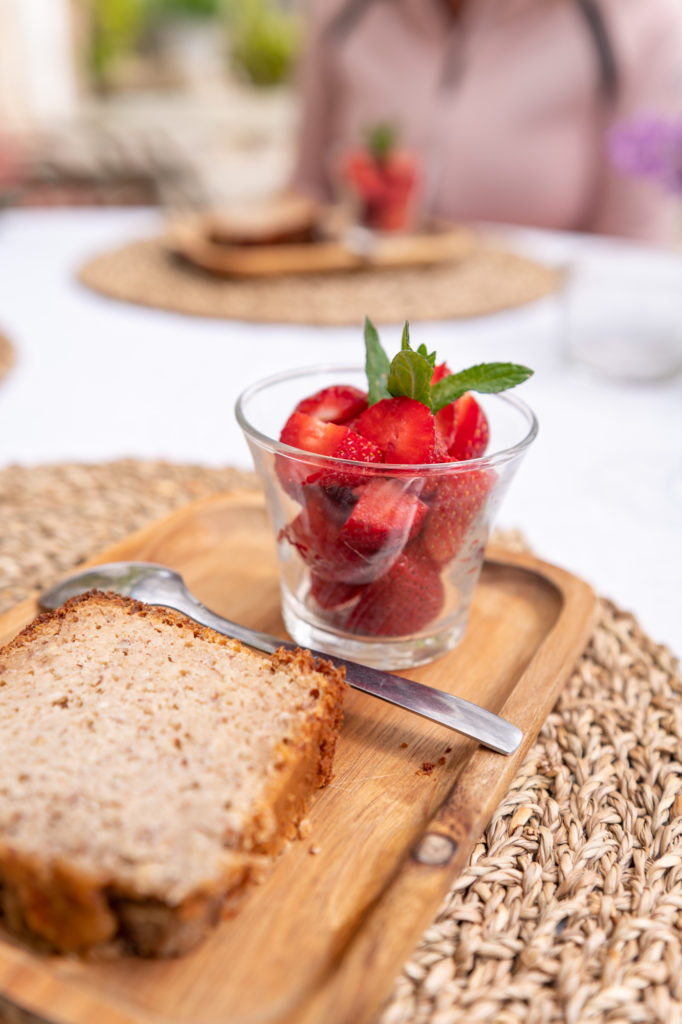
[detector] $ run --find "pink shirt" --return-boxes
[291,0,682,244]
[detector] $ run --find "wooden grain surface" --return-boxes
[0,491,597,1024]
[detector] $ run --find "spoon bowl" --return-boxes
[41,562,180,605]
[39,561,522,755]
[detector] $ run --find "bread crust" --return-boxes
[0,592,347,957]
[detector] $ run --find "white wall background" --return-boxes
[0,0,78,130]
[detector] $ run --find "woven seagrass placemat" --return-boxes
[78,238,562,325]
[0,333,15,384]
[1,460,681,1024]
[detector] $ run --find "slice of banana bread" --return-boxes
[0,590,346,957]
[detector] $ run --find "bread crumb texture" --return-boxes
[0,591,346,956]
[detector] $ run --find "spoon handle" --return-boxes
[166,590,522,756]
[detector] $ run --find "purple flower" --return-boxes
[608,116,682,195]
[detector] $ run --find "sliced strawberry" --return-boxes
[320,483,360,515]
[280,490,354,577]
[418,449,456,502]
[277,412,348,497]
[328,429,382,471]
[316,429,383,490]
[435,403,458,451]
[280,490,401,584]
[344,550,445,637]
[365,195,411,232]
[382,151,418,192]
[448,393,489,460]
[309,573,363,610]
[354,397,437,464]
[280,411,348,456]
[429,363,456,451]
[420,469,494,565]
[339,478,427,555]
[344,152,385,200]
[295,385,368,425]
[277,413,382,495]
[431,363,451,384]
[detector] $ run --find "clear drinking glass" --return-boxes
[236,366,538,670]
[562,251,682,383]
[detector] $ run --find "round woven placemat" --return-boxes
[0,332,15,383]
[1,460,680,1024]
[78,238,562,325]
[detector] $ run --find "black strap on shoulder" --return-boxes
[327,0,619,102]
[575,0,619,102]
[327,0,384,42]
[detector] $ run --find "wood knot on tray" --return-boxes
[412,833,457,866]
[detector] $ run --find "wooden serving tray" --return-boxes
[0,491,596,1024]
[164,217,474,278]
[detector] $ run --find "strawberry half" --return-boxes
[309,573,363,610]
[431,362,452,383]
[420,468,494,565]
[323,430,384,488]
[280,411,348,454]
[280,490,358,580]
[431,362,458,451]
[344,152,385,201]
[339,478,427,555]
[295,385,368,425]
[277,412,382,495]
[277,412,347,497]
[448,393,489,460]
[354,397,438,464]
[344,550,445,637]
[281,490,402,585]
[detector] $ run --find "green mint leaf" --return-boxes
[401,320,411,351]
[416,343,437,369]
[366,122,397,164]
[430,362,534,413]
[387,349,433,408]
[364,315,391,404]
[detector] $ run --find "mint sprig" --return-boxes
[364,316,533,410]
[430,363,534,412]
[387,350,433,405]
[401,321,437,367]
[364,316,391,403]
[366,122,398,165]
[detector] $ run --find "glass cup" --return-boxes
[326,140,426,235]
[561,251,682,383]
[236,366,538,670]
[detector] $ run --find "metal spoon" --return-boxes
[39,561,522,756]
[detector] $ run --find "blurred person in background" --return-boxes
[289,0,682,244]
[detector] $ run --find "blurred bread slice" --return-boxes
[208,194,321,246]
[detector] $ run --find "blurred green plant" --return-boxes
[87,0,228,91]
[225,0,302,88]
[148,0,224,17]
[88,0,149,91]
[86,0,300,92]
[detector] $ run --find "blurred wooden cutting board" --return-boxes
[164,215,475,278]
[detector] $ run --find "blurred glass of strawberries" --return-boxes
[341,123,420,232]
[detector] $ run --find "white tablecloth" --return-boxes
[0,207,680,657]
